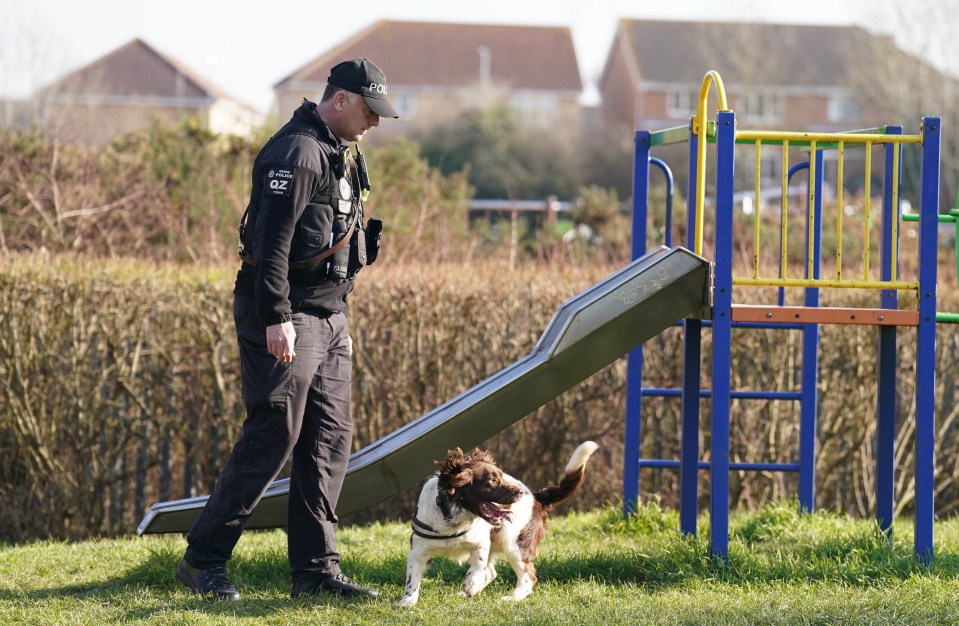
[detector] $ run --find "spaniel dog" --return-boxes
[396,441,599,606]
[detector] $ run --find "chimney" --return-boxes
[477,45,491,86]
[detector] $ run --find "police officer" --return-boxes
[175,57,397,601]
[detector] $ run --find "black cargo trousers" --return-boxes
[184,296,353,582]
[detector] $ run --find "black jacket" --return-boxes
[234,101,358,325]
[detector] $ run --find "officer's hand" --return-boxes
[266,321,296,363]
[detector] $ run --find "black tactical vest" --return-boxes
[237,112,361,275]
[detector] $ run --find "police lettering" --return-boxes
[266,167,294,197]
[368,82,387,95]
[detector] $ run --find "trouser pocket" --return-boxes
[234,299,293,408]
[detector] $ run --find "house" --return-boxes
[31,38,263,145]
[273,20,583,135]
[596,19,951,203]
[598,19,907,134]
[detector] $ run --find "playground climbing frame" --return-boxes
[625,70,942,562]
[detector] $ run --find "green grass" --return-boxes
[3,501,959,625]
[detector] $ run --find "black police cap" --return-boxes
[328,57,399,119]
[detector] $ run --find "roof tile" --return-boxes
[619,19,885,87]
[38,38,226,101]
[277,20,582,91]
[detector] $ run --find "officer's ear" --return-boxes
[333,90,350,112]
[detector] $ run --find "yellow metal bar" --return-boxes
[890,144,900,280]
[737,130,922,145]
[753,140,762,279]
[807,140,817,280]
[781,141,789,279]
[836,142,844,280]
[733,276,919,290]
[863,143,872,281]
[693,71,729,256]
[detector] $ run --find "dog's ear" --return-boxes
[436,447,465,469]
[470,447,496,465]
[443,468,473,489]
[439,448,468,472]
[437,448,473,490]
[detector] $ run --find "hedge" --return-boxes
[1,254,958,542]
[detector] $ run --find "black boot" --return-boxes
[176,559,240,601]
[291,572,379,599]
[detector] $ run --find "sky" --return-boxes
[0,0,915,114]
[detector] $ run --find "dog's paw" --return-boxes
[461,575,482,598]
[501,590,532,602]
[394,595,418,608]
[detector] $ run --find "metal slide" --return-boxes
[137,246,709,535]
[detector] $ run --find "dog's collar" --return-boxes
[411,513,470,540]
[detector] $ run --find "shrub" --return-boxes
[1,254,958,542]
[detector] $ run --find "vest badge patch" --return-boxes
[266,168,294,197]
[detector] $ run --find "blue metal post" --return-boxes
[680,128,703,536]
[798,152,823,512]
[915,116,941,562]
[623,130,652,516]
[650,157,674,247]
[877,126,903,534]
[786,163,811,308]
[710,111,737,559]
[680,320,702,535]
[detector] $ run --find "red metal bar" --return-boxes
[731,305,918,326]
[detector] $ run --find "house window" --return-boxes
[666,87,696,119]
[509,92,559,126]
[739,91,783,123]
[827,95,859,123]
[759,151,780,184]
[389,91,413,117]
[744,146,782,186]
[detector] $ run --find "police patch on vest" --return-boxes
[266,168,294,197]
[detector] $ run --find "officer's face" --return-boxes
[341,93,380,142]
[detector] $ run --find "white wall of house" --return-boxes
[208,99,264,137]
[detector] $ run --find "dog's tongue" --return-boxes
[480,502,512,524]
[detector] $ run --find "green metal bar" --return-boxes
[649,125,692,147]
[901,214,957,223]
[953,208,959,288]
[903,205,959,323]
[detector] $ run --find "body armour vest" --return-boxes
[234,101,368,323]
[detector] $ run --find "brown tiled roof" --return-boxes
[276,20,582,92]
[613,19,889,87]
[37,38,227,101]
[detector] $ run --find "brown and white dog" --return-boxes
[395,441,599,607]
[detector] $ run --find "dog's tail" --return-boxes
[532,441,599,509]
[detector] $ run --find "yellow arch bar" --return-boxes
[693,71,730,255]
